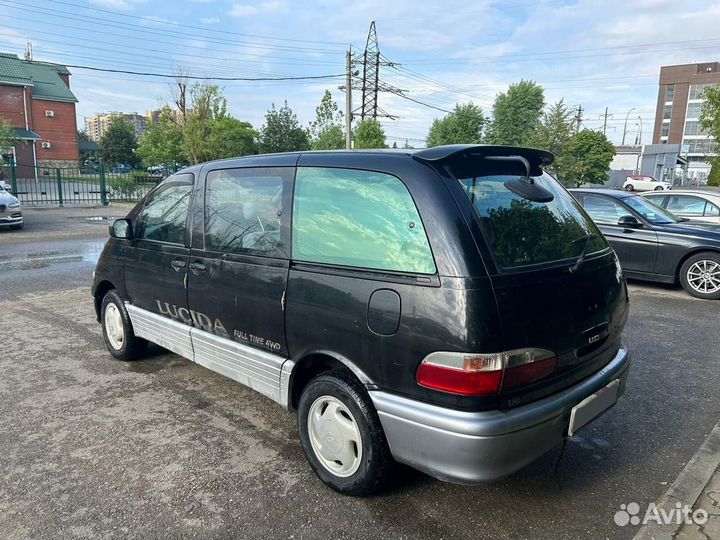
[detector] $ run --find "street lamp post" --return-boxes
[637,116,643,146]
[622,107,637,145]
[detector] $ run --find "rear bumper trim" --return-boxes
[370,346,630,484]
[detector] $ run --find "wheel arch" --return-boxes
[675,248,720,283]
[286,351,374,412]
[93,280,116,321]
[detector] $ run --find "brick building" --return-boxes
[0,52,79,178]
[652,62,720,182]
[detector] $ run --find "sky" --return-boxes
[1,0,720,147]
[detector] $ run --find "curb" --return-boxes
[633,421,720,540]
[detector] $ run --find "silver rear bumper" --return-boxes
[370,347,630,484]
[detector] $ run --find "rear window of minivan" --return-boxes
[458,174,607,269]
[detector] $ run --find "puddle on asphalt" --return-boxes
[0,241,106,270]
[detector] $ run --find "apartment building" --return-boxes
[652,62,720,182]
[84,112,147,142]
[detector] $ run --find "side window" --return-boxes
[137,181,193,244]
[583,195,630,225]
[644,195,667,208]
[204,167,291,255]
[705,202,720,217]
[666,195,706,216]
[292,167,436,274]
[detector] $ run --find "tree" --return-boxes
[529,99,575,180]
[708,159,720,187]
[100,117,139,167]
[700,86,720,143]
[259,101,310,153]
[486,80,545,146]
[353,119,386,149]
[137,106,185,167]
[426,103,485,147]
[207,117,258,159]
[557,129,615,188]
[0,119,16,168]
[309,90,344,150]
[183,83,230,164]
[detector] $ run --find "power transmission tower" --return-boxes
[355,21,401,121]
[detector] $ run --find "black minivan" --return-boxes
[92,145,631,495]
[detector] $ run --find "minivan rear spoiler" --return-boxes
[412,144,554,176]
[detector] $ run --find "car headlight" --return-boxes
[8,201,20,208]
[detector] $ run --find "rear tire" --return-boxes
[101,290,147,359]
[625,184,634,191]
[298,370,392,496]
[679,252,720,300]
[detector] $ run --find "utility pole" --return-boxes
[574,105,583,133]
[599,107,613,136]
[345,48,353,149]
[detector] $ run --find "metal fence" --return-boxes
[1,161,166,206]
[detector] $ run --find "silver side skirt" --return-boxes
[126,304,294,407]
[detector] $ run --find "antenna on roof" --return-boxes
[24,40,33,61]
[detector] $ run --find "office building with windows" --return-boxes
[652,62,720,182]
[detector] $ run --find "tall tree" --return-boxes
[486,80,545,146]
[100,117,139,167]
[183,83,229,163]
[354,119,386,149]
[700,86,720,145]
[259,101,310,154]
[557,129,615,188]
[137,106,185,167]
[207,117,258,159]
[426,103,485,147]
[529,99,575,179]
[309,90,344,150]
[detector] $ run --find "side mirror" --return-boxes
[110,219,133,239]
[618,215,643,229]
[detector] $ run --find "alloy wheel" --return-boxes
[686,260,720,295]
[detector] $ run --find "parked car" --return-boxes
[571,188,720,299]
[111,164,132,174]
[0,181,23,230]
[93,146,631,495]
[641,190,720,224]
[623,175,672,192]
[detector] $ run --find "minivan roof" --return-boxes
[179,145,555,171]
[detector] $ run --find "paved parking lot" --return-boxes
[1,207,719,539]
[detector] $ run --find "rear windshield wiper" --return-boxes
[568,233,594,274]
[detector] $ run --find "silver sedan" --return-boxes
[0,182,23,230]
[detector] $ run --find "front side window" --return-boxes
[705,202,720,217]
[666,195,707,216]
[457,174,607,269]
[583,195,632,225]
[292,167,436,274]
[204,167,290,255]
[137,181,193,244]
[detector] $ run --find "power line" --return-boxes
[63,63,346,81]
[45,0,349,46]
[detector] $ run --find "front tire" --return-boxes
[298,370,392,496]
[625,184,634,191]
[679,252,720,300]
[101,290,147,359]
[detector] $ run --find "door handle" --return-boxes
[170,259,186,271]
[189,262,207,274]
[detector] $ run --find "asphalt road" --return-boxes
[1,207,719,540]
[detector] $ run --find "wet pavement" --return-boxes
[1,206,719,539]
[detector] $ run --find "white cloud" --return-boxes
[229,4,259,17]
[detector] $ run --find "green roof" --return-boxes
[11,128,41,140]
[0,53,77,102]
[21,60,77,103]
[0,53,32,86]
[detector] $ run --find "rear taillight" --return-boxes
[416,348,556,396]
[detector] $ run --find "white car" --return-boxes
[623,175,672,192]
[0,182,23,230]
[641,190,720,224]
